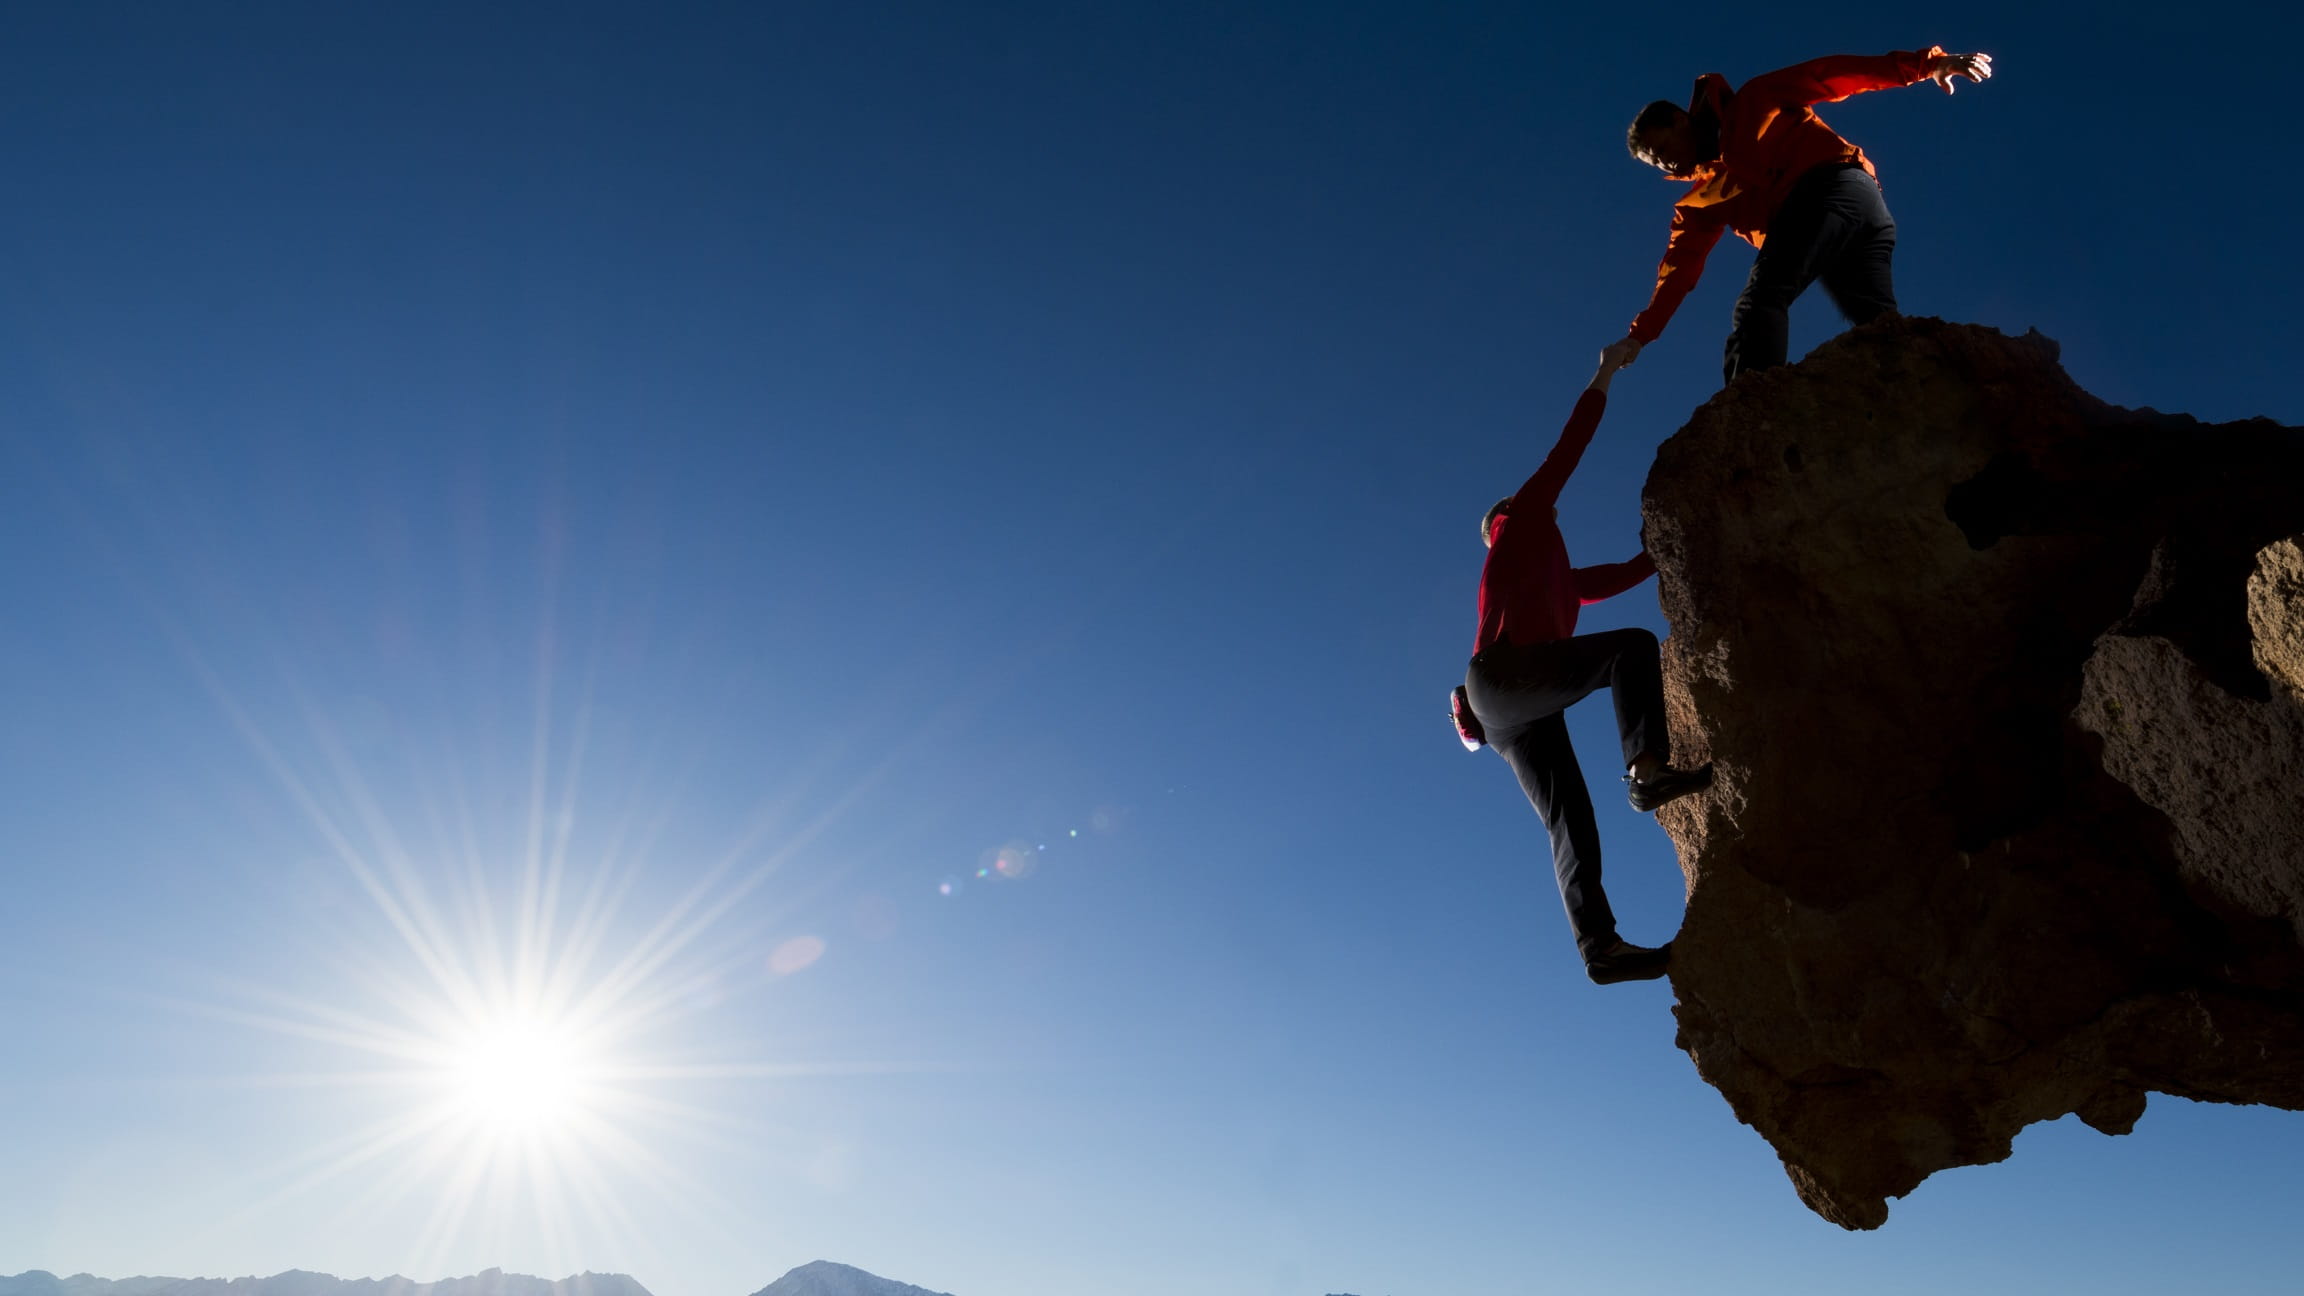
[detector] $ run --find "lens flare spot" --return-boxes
[980,840,1036,881]
[768,935,827,976]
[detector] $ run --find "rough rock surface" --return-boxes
[1642,317,2304,1228]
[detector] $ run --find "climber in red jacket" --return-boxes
[1452,342,1712,985]
[1611,46,1993,384]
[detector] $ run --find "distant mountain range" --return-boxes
[746,1263,951,1296]
[0,1266,946,1296]
[0,1263,1392,1296]
[0,1274,650,1296]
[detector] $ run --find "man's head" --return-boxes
[1481,497,1512,548]
[1482,497,1562,547]
[1626,99,1712,178]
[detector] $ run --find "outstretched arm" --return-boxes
[1742,46,1990,108]
[1621,207,1726,357]
[1573,551,1657,604]
[1510,346,1634,509]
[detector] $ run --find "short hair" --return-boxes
[1481,497,1512,546]
[1626,99,1683,166]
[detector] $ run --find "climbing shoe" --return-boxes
[1625,762,1714,813]
[1585,939,1672,985]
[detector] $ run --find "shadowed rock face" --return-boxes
[1642,317,2304,1229]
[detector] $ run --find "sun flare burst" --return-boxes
[204,852,851,1280]
[170,576,939,1279]
[442,1012,597,1133]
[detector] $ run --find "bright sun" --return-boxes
[201,635,874,1277]
[445,1015,596,1134]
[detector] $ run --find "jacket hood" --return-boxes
[1688,72,1732,117]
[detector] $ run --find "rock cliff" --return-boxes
[1642,317,2304,1228]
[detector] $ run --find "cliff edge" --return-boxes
[1643,317,2304,1228]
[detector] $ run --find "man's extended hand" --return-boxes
[1589,338,1641,392]
[1927,51,1992,94]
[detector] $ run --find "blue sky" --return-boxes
[3,4,2300,1295]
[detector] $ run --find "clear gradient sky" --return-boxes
[4,4,2300,1296]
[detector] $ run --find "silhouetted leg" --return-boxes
[1497,712,1618,958]
[1466,630,1677,958]
[1725,259,1806,384]
[1596,628,1668,769]
[1467,628,1669,769]
[1820,176,1898,325]
[1724,164,1870,384]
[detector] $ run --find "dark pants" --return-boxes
[1723,162,1898,384]
[1464,628,1669,959]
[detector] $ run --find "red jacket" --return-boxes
[1629,46,1946,343]
[1475,389,1655,653]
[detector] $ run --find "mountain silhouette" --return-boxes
[1,1266,952,1296]
[746,1261,953,1296]
[0,1272,650,1296]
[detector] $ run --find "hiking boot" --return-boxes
[1585,939,1672,985]
[1625,762,1714,813]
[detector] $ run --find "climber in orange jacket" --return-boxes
[1612,46,1993,384]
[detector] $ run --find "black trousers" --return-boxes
[1464,628,1669,959]
[1723,162,1898,384]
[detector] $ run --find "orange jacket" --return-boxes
[1628,47,1946,343]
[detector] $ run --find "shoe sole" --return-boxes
[1586,950,1673,985]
